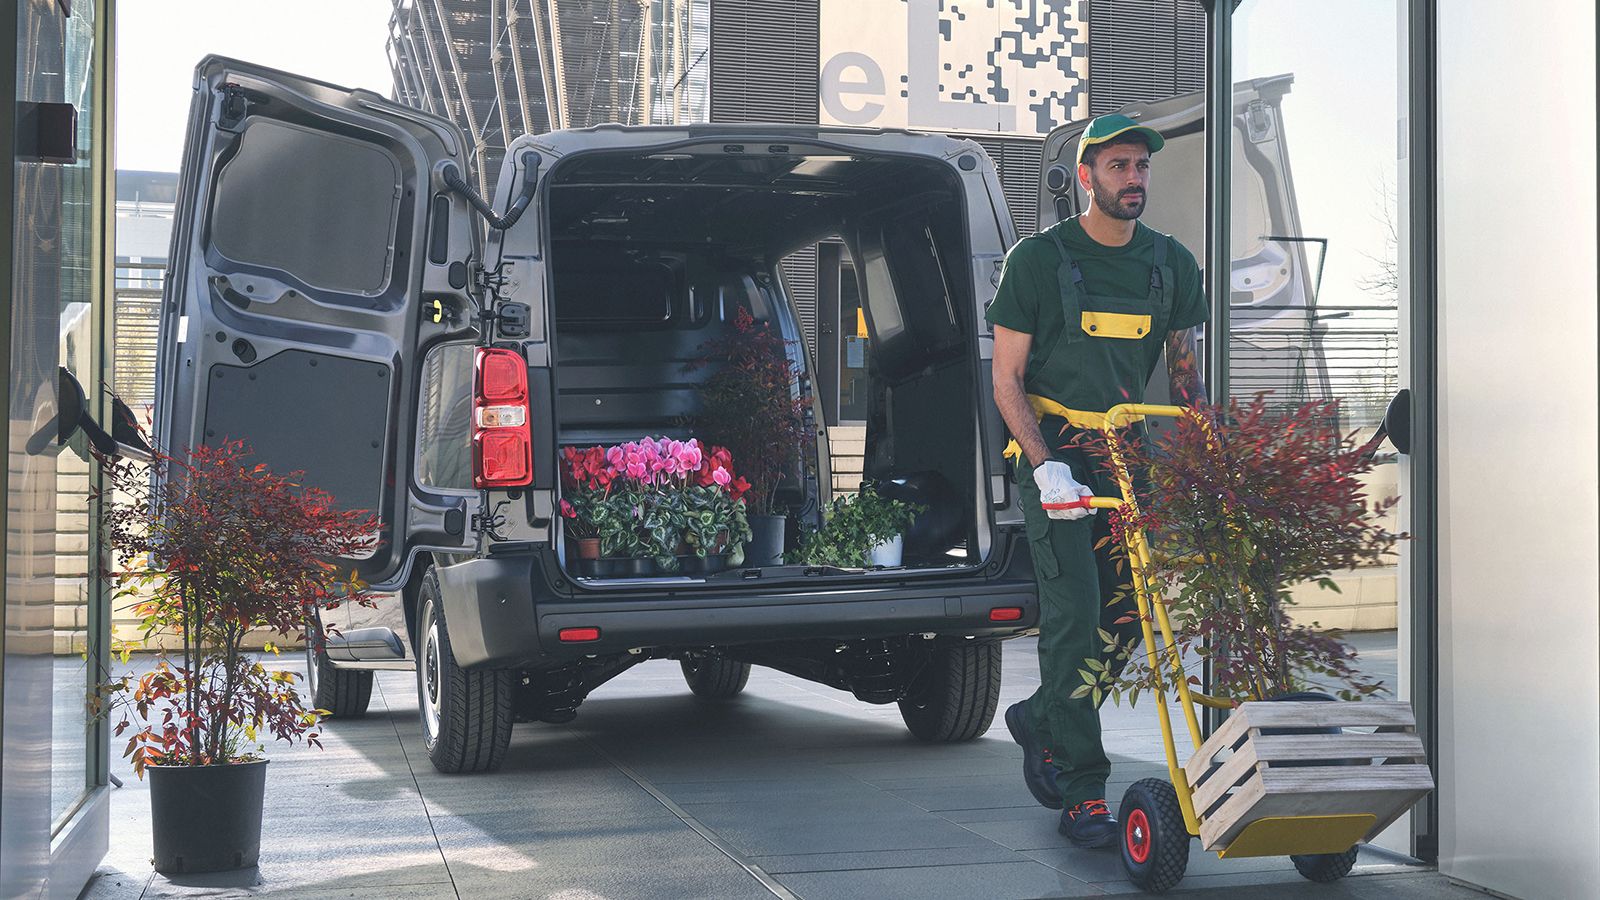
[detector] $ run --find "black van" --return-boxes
[154,58,1041,774]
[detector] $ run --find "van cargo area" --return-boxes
[545,147,988,582]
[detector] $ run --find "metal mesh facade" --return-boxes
[388,0,710,196]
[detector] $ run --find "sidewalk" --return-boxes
[83,633,1475,899]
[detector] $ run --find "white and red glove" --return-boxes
[1034,461,1096,520]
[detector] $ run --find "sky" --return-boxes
[116,0,395,173]
[1234,0,1403,308]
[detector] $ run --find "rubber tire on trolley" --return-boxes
[416,567,514,774]
[1291,846,1360,882]
[1119,778,1190,894]
[305,640,373,719]
[681,655,751,698]
[897,639,1001,742]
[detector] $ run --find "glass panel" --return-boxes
[837,257,868,422]
[416,343,475,491]
[1230,0,1406,693]
[49,0,100,830]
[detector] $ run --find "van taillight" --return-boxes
[472,347,531,488]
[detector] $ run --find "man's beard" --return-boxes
[1092,177,1146,220]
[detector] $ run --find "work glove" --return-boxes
[1034,460,1096,520]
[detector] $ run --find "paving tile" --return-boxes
[774,860,1106,899]
[753,845,1021,874]
[680,798,1004,857]
[441,818,771,900]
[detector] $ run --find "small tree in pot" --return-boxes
[1074,398,1401,708]
[92,440,377,874]
[686,307,812,564]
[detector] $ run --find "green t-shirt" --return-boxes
[985,216,1206,412]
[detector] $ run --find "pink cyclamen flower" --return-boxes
[712,466,731,487]
[675,442,702,473]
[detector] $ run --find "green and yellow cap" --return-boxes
[1076,114,1165,165]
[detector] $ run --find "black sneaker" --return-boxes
[1058,799,1119,849]
[1004,700,1062,809]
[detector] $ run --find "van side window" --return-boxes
[416,343,474,491]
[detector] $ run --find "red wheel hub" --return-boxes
[1126,808,1152,864]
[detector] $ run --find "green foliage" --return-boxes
[795,482,925,568]
[686,307,813,516]
[91,440,379,775]
[1074,399,1402,706]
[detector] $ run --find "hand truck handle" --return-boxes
[1040,496,1119,511]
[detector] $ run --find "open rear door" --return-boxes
[155,57,481,589]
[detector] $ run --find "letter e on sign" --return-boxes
[821,52,886,126]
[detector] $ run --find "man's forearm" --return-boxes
[994,376,1051,468]
[1166,327,1208,406]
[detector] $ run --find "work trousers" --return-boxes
[1015,449,1144,808]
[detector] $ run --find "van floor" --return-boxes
[82,635,1443,899]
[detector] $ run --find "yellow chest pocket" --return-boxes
[1081,310,1152,340]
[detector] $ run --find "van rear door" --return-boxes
[154,57,480,589]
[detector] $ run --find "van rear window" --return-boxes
[209,119,401,298]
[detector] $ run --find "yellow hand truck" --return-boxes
[1042,403,1434,894]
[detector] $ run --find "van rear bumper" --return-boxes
[433,545,1040,669]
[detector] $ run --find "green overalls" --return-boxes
[1012,226,1176,809]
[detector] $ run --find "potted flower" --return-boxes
[561,437,756,577]
[686,307,811,565]
[559,445,610,571]
[796,482,924,569]
[91,439,377,875]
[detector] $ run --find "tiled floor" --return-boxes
[82,632,1476,899]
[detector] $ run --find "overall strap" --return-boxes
[1045,228,1086,342]
[1147,233,1176,335]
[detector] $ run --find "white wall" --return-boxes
[1435,2,1598,898]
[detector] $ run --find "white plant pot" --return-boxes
[867,534,904,567]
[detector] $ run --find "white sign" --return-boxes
[820,0,1090,137]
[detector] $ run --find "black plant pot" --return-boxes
[623,556,656,577]
[680,553,729,576]
[1261,691,1343,767]
[148,759,268,874]
[747,514,786,566]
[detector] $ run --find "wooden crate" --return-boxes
[1184,700,1435,853]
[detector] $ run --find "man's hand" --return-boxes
[1034,461,1096,520]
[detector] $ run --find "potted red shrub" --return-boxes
[93,440,377,874]
[687,307,811,565]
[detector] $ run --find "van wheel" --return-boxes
[898,639,1001,742]
[305,640,373,719]
[681,655,750,698]
[416,568,513,773]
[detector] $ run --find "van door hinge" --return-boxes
[1245,99,1274,143]
[217,84,257,131]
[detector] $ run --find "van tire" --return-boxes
[306,642,373,719]
[681,655,750,698]
[898,639,1001,742]
[417,568,513,773]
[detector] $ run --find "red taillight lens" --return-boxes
[472,348,531,488]
[989,607,1024,622]
[558,627,600,642]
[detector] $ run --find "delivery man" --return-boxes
[987,114,1208,849]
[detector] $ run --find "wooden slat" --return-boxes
[1249,732,1427,764]
[1236,700,1418,730]
[1191,740,1260,818]
[1199,765,1434,851]
[1257,765,1436,796]
[1185,709,1252,785]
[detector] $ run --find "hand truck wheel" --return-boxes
[1291,845,1360,882]
[1119,778,1190,893]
